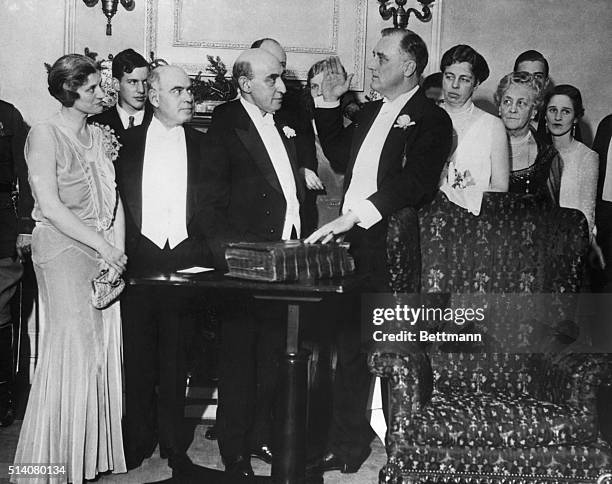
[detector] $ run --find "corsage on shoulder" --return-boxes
[92,122,122,161]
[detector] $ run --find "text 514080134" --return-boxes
[2,463,67,480]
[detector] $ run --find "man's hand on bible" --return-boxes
[304,211,359,244]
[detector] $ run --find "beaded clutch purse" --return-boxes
[91,268,125,309]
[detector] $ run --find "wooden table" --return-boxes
[129,270,366,484]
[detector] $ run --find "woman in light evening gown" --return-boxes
[438,44,509,215]
[544,84,605,269]
[12,54,127,483]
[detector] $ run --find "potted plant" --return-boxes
[192,55,238,114]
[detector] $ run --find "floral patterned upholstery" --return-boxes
[370,191,612,483]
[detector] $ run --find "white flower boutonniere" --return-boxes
[282,126,296,138]
[393,114,416,130]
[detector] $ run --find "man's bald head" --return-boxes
[148,65,194,127]
[251,38,286,69]
[148,65,185,90]
[233,49,279,83]
[233,48,286,114]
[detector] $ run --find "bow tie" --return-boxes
[262,113,275,127]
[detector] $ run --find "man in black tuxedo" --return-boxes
[114,65,211,475]
[202,48,305,477]
[305,28,452,475]
[89,48,152,137]
[251,38,321,233]
[593,114,612,291]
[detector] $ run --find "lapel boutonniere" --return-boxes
[393,114,416,130]
[282,126,296,139]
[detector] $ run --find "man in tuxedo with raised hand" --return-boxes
[114,65,212,476]
[202,48,305,477]
[305,28,452,476]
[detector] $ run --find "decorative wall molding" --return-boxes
[172,0,340,53]
[428,0,443,75]
[64,0,77,54]
[145,0,368,89]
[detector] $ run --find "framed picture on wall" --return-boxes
[144,0,368,91]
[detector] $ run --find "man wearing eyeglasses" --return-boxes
[89,48,152,137]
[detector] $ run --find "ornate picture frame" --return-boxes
[144,0,368,90]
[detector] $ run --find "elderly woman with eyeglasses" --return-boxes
[495,71,562,203]
[438,44,509,216]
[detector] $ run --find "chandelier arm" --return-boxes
[406,5,432,23]
[378,2,395,21]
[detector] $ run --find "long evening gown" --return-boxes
[12,116,126,483]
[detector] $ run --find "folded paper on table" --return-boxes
[176,266,215,274]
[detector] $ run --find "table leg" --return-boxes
[272,303,308,484]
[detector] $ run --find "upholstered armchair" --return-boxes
[369,192,612,483]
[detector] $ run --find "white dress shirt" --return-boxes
[141,116,188,249]
[342,86,419,229]
[240,97,300,239]
[116,103,145,129]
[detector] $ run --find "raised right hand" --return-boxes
[321,56,354,102]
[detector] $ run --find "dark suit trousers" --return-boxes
[597,201,612,291]
[328,213,421,465]
[324,223,388,464]
[216,298,286,459]
[122,236,207,466]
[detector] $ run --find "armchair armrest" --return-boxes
[537,352,612,412]
[368,351,433,415]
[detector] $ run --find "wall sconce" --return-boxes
[83,0,135,36]
[378,0,435,29]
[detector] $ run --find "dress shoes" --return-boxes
[124,440,158,470]
[250,443,273,464]
[223,455,254,478]
[167,450,195,477]
[306,450,368,474]
[0,390,15,427]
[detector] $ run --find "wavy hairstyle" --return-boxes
[47,54,98,107]
[494,71,545,111]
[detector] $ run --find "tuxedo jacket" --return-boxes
[278,86,317,171]
[114,119,211,271]
[201,99,306,267]
[314,88,452,219]
[88,103,154,141]
[593,115,612,242]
